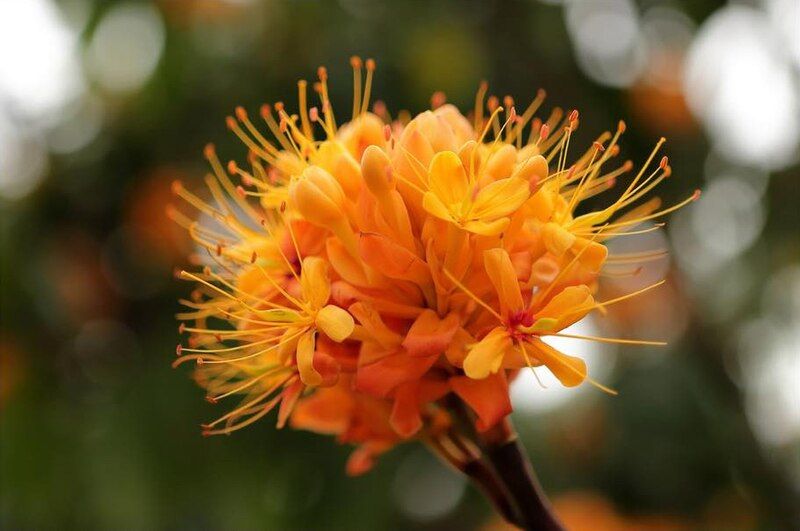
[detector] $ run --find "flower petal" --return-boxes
[296,330,322,387]
[401,310,460,358]
[484,248,524,314]
[450,372,512,431]
[534,285,594,330]
[528,338,587,387]
[470,177,531,220]
[428,151,468,206]
[300,256,331,309]
[463,327,512,379]
[316,304,355,342]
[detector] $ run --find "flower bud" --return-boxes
[289,166,346,227]
[361,145,393,198]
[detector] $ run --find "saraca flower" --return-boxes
[170,58,698,484]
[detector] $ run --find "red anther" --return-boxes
[503,95,514,108]
[312,81,322,94]
[623,160,634,171]
[692,189,702,200]
[173,267,181,279]
[618,120,627,133]
[235,106,248,121]
[227,160,238,174]
[608,177,617,187]
[260,103,272,118]
[178,323,186,334]
[188,336,199,348]
[241,174,253,187]
[317,66,328,81]
[280,201,287,213]
[659,156,669,169]
[479,80,489,92]
[215,334,222,343]
[279,118,288,134]
[539,123,550,140]
[431,91,446,109]
[205,396,218,404]
[251,251,257,263]
[203,265,212,275]
[568,109,579,123]
[309,106,319,122]
[593,141,605,152]
[236,185,246,198]
[610,145,620,156]
[216,243,223,256]
[203,143,216,158]
[365,58,376,71]
[664,166,673,177]
[350,55,362,68]
[191,289,202,301]
[274,101,285,112]
[171,180,183,194]
[176,344,182,355]
[196,358,204,365]
[508,106,517,122]
[487,95,499,110]
[536,88,546,99]
[383,124,392,142]
[225,116,236,130]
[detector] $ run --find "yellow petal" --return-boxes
[297,330,322,387]
[422,191,454,222]
[428,151,468,206]
[534,285,594,330]
[542,222,576,257]
[300,256,331,309]
[484,248,524,314]
[315,305,355,342]
[462,218,510,236]
[528,338,587,387]
[512,154,548,185]
[470,177,531,220]
[484,144,517,180]
[463,328,512,379]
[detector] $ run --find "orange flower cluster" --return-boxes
[171,58,697,475]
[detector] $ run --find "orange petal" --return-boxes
[356,350,438,397]
[358,232,431,286]
[390,382,423,437]
[450,372,512,432]
[349,301,402,349]
[290,384,353,434]
[277,378,303,429]
[401,310,460,358]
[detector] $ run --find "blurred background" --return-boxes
[1,0,798,529]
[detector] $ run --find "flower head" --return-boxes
[171,58,698,472]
